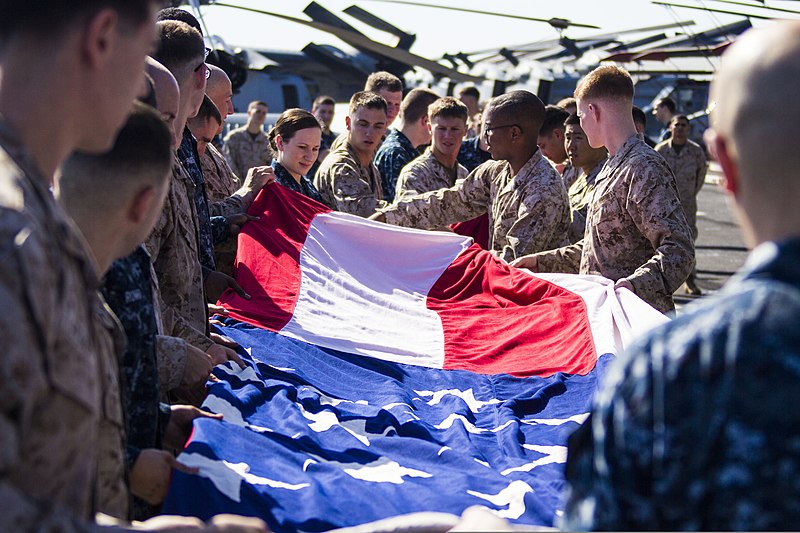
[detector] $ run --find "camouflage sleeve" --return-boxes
[382,166,490,229]
[569,206,588,244]
[330,162,388,218]
[695,148,708,196]
[155,334,187,393]
[394,163,424,202]
[143,188,171,265]
[533,241,583,274]
[158,304,214,352]
[496,184,569,263]
[0,229,131,533]
[623,165,694,301]
[208,194,246,218]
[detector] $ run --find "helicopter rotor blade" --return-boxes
[211,2,486,82]
[354,0,600,29]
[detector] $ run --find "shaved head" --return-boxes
[206,64,234,127]
[487,90,545,135]
[710,21,800,245]
[146,57,180,148]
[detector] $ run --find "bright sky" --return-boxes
[191,0,788,66]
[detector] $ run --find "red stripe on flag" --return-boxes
[428,245,597,377]
[219,184,330,330]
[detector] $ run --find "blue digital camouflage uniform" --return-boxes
[272,159,327,206]
[178,128,228,272]
[101,245,172,520]
[374,128,421,202]
[561,238,800,531]
[457,135,492,172]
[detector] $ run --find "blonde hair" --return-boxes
[574,66,634,102]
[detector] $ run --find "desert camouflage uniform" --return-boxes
[381,150,570,263]
[457,135,492,172]
[202,143,241,201]
[144,154,214,352]
[655,138,707,240]
[314,139,388,217]
[0,119,131,529]
[374,128,421,202]
[201,143,245,276]
[395,146,468,202]
[566,157,607,244]
[560,162,579,190]
[562,239,800,530]
[272,160,326,205]
[223,126,273,182]
[534,135,693,313]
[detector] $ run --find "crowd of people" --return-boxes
[2,0,799,530]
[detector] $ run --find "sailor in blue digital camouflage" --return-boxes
[374,88,439,201]
[513,67,693,313]
[562,24,800,529]
[268,108,328,205]
[376,91,569,263]
[315,91,390,217]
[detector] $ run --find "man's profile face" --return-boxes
[314,103,335,128]
[537,129,567,164]
[565,123,605,170]
[577,99,602,149]
[248,104,268,127]
[347,106,387,156]
[482,106,516,161]
[376,88,402,125]
[430,115,466,162]
[653,103,670,124]
[206,73,234,126]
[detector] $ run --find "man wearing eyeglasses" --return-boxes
[371,90,569,263]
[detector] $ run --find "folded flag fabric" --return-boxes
[163,184,666,531]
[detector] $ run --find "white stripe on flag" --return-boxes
[279,212,474,368]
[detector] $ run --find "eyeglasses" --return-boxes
[483,123,521,137]
[194,47,212,79]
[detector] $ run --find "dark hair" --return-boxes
[1,0,157,37]
[670,114,690,126]
[632,105,647,127]
[312,95,336,110]
[557,97,577,109]
[458,86,480,100]
[268,108,321,151]
[657,97,677,114]
[428,97,469,122]
[348,91,388,116]
[61,101,173,196]
[248,100,268,111]
[564,113,581,127]
[152,20,205,77]
[488,90,545,135]
[156,7,202,34]
[364,71,403,93]
[399,88,440,124]
[540,105,570,136]
[194,95,221,124]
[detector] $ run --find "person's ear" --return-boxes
[345,115,352,132]
[128,186,157,224]
[81,8,118,69]
[554,128,565,141]
[712,131,739,196]
[275,134,285,152]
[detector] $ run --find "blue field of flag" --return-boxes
[163,319,612,532]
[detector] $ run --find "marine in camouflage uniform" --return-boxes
[395,146,468,202]
[314,139,388,217]
[223,125,273,181]
[272,160,326,205]
[0,120,130,527]
[381,150,570,263]
[201,141,243,276]
[374,128,421,202]
[533,135,694,313]
[566,156,607,244]
[144,154,214,352]
[562,239,800,530]
[655,137,707,240]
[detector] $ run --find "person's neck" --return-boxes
[671,138,687,147]
[603,121,638,156]
[399,122,426,149]
[349,139,373,168]
[0,47,78,182]
[508,145,538,175]
[278,158,302,183]
[247,122,262,135]
[581,153,607,175]
[432,147,458,170]
[64,209,116,275]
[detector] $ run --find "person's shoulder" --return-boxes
[654,139,670,152]
[224,127,247,140]
[319,147,359,177]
